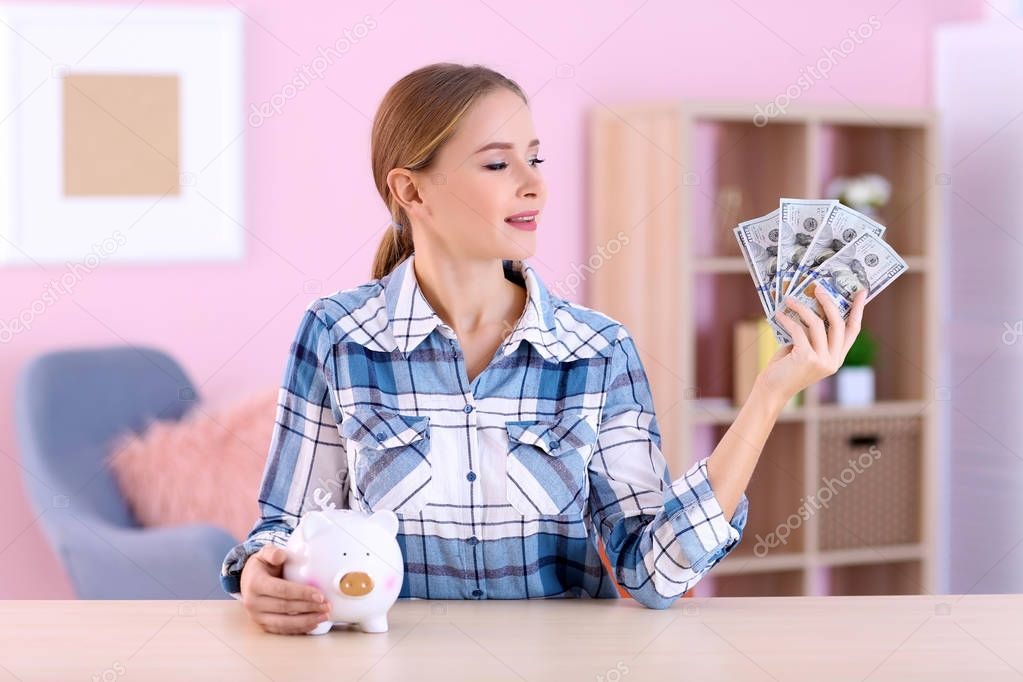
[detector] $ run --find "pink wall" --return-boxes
[1,0,983,597]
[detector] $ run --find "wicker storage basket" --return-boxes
[818,416,922,551]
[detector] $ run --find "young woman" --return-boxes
[222,63,865,635]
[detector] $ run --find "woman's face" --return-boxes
[409,87,547,261]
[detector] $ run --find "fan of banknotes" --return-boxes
[733,198,909,345]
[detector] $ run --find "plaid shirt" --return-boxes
[220,252,748,608]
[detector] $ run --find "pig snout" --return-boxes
[339,571,375,597]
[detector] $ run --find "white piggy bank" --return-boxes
[283,508,404,635]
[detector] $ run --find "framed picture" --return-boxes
[0,3,244,265]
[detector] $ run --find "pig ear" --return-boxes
[281,545,306,566]
[299,511,333,542]
[367,510,399,537]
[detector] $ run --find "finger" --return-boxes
[250,593,331,616]
[257,544,289,567]
[843,289,867,354]
[814,286,845,359]
[256,573,326,603]
[783,296,826,355]
[259,612,331,636]
[774,310,811,353]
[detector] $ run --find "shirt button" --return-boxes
[463,404,474,414]
[471,589,483,597]
[547,439,560,451]
[467,536,479,546]
[375,432,387,442]
[466,471,477,482]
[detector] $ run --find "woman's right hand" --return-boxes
[240,544,331,635]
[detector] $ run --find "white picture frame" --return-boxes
[0,3,245,265]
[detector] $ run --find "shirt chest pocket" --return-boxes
[340,407,433,516]
[504,412,598,518]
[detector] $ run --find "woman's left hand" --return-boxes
[756,286,867,402]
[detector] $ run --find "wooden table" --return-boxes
[0,594,1020,681]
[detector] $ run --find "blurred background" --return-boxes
[2,0,1020,601]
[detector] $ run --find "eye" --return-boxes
[342,552,347,556]
[485,158,545,170]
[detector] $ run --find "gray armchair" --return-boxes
[14,346,237,599]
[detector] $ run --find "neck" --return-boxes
[410,251,526,339]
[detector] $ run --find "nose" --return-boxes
[339,571,374,597]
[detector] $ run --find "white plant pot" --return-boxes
[836,366,875,406]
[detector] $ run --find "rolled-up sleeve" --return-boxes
[219,303,348,598]
[587,326,749,609]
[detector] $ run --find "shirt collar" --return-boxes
[382,252,563,361]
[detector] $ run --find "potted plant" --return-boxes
[836,326,879,406]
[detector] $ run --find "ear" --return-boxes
[299,511,334,542]
[387,168,422,217]
[367,510,399,537]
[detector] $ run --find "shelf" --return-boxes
[589,100,938,598]
[689,400,929,425]
[858,270,929,402]
[710,421,806,558]
[693,257,749,273]
[818,123,932,258]
[669,100,935,127]
[816,400,929,419]
[824,560,924,596]
[691,119,809,259]
[689,404,807,425]
[816,543,925,567]
[712,569,805,597]
[712,552,806,576]
[693,272,776,401]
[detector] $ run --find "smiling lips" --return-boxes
[505,210,539,231]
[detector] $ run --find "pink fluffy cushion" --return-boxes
[106,389,278,542]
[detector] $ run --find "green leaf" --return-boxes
[842,325,878,367]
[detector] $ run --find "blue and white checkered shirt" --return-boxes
[221,252,748,608]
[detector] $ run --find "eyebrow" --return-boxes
[473,139,540,154]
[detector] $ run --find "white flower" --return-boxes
[844,178,874,207]
[825,173,891,208]
[860,173,891,205]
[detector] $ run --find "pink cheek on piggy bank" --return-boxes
[385,574,398,591]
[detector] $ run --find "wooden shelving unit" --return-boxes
[588,100,940,597]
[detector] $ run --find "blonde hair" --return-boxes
[369,63,528,280]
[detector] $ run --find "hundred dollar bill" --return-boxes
[776,198,838,304]
[772,230,908,344]
[733,208,781,317]
[785,202,886,297]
